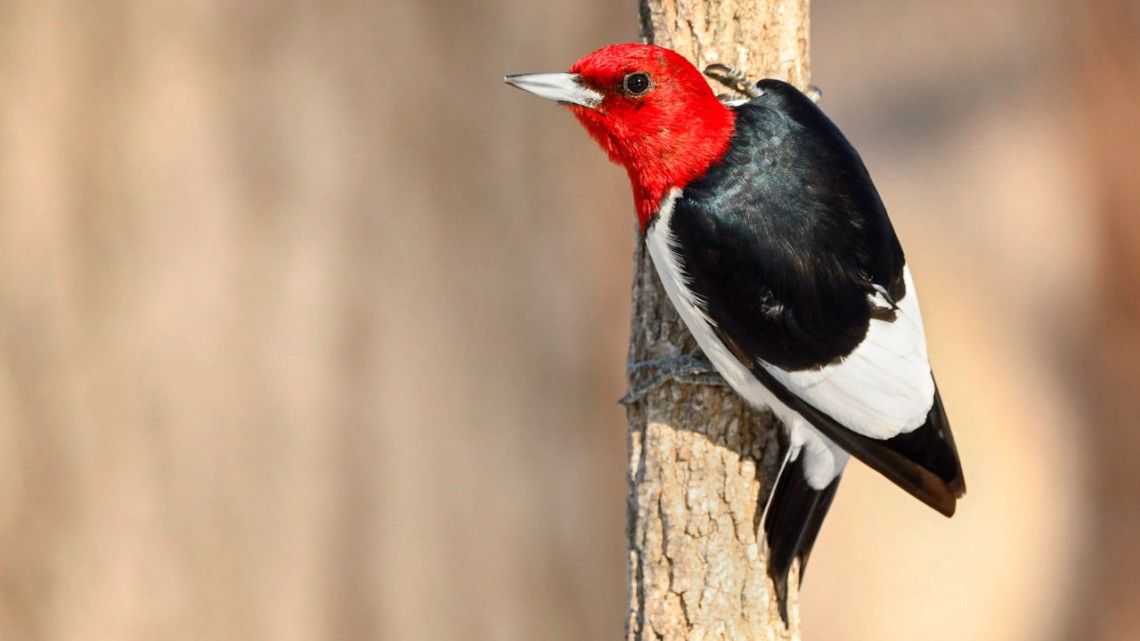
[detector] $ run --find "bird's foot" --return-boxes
[703,63,762,99]
[619,353,727,406]
[703,63,823,105]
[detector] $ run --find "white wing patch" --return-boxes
[762,267,935,439]
[646,190,931,485]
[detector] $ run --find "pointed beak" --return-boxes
[503,72,603,109]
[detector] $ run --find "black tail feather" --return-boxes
[763,453,841,625]
[749,363,965,517]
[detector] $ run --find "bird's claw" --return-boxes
[704,63,824,105]
[619,353,727,406]
[703,63,762,99]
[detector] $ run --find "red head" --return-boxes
[506,44,735,229]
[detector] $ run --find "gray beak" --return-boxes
[503,72,603,109]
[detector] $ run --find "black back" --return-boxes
[669,79,906,371]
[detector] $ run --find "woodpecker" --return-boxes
[505,43,965,622]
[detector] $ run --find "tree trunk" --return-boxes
[624,2,810,640]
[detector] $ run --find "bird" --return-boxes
[504,43,965,623]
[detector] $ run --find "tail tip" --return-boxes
[771,568,792,627]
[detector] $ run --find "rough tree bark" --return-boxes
[624,2,810,640]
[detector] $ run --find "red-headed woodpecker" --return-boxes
[505,43,965,622]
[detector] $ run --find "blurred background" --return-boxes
[1,0,1138,640]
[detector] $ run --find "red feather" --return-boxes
[568,44,735,230]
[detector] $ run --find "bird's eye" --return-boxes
[622,72,652,96]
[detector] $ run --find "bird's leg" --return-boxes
[703,63,823,105]
[620,353,727,406]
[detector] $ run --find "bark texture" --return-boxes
[625,2,810,640]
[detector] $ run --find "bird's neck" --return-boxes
[625,104,735,231]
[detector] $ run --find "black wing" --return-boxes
[671,79,905,371]
[668,80,964,513]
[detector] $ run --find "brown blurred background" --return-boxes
[1,0,1138,639]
